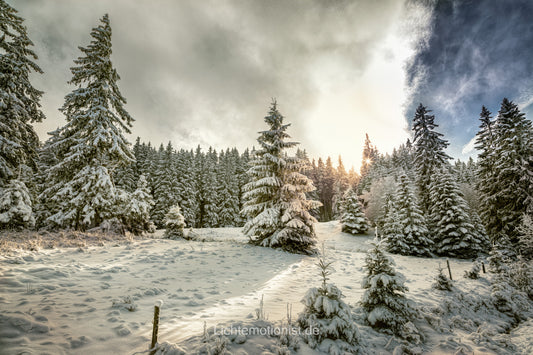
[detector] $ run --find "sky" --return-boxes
[15,0,533,170]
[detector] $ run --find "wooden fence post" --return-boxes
[150,301,163,355]
[446,259,453,281]
[481,261,486,273]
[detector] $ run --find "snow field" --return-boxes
[0,221,531,354]
[0,237,300,354]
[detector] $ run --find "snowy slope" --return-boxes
[0,222,531,354]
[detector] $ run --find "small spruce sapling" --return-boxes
[163,204,186,239]
[340,189,369,235]
[360,242,416,335]
[490,270,528,319]
[464,261,481,279]
[298,246,359,354]
[432,264,453,291]
[255,294,266,320]
[487,246,509,274]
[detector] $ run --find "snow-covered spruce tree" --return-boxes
[201,147,219,227]
[276,152,322,253]
[464,261,481,279]
[384,174,433,256]
[412,104,451,214]
[41,15,134,230]
[518,214,533,259]
[487,246,510,274]
[113,161,136,192]
[316,156,336,221]
[0,0,45,182]
[298,249,360,354]
[119,175,155,235]
[333,155,350,218]
[360,176,396,231]
[192,146,218,228]
[391,140,415,181]
[340,189,369,235]
[486,245,520,316]
[432,265,453,291]
[486,99,533,245]
[176,149,199,228]
[163,204,185,239]
[0,178,34,229]
[428,168,488,258]
[510,257,533,300]
[242,101,320,254]
[474,106,499,239]
[0,0,46,228]
[151,143,178,228]
[490,259,531,320]
[34,129,65,228]
[358,133,379,195]
[376,191,396,238]
[235,148,251,226]
[360,242,416,334]
[216,149,240,227]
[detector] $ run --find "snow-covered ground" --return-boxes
[0,222,531,354]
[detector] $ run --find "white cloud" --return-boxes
[461,135,477,155]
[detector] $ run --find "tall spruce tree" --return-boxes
[242,101,320,254]
[114,161,136,192]
[217,149,240,227]
[201,147,219,227]
[412,104,451,213]
[376,191,395,238]
[34,131,60,227]
[236,148,251,225]
[174,149,198,227]
[151,143,177,227]
[0,0,45,182]
[276,151,321,253]
[0,0,45,228]
[41,15,134,230]
[384,174,433,256]
[479,99,533,244]
[322,157,336,220]
[333,156,350,217]
[429,168,488,258]
[475,106,500,243]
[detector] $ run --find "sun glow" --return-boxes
[302,18,419,171]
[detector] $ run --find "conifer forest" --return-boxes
[1,1,533,354]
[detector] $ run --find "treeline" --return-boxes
[112,140,251,229]
[2,0,532,260]
[108,139,358,230]
[353,101,533,259]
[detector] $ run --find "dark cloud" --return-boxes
[405,0,533,158]
[16,0,409,162]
